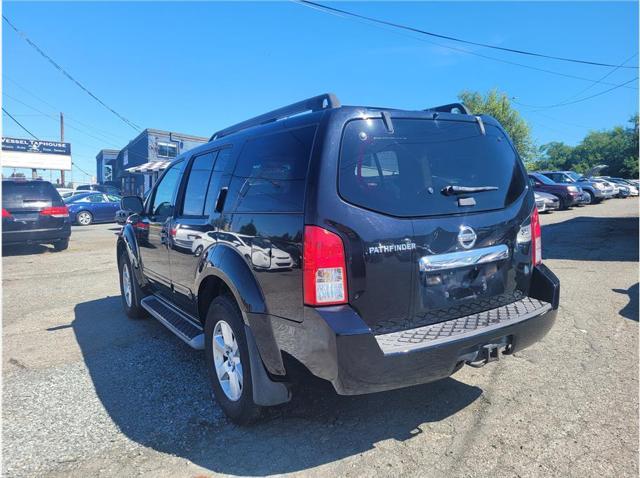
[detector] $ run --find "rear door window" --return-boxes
[339,118,527,217]
[2,181,63,209]
[230,125,317,213]
[181,152,217,216]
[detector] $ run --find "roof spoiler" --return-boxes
[424,102,471,115]
[209,93,341,141]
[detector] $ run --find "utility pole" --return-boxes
[60,113,65,187]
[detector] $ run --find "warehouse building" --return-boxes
[96,129,208,196]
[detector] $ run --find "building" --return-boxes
[96,149,119,185]
[96,129,208,196]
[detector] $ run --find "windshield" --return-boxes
[339,118,526,217]
[566,172,584,181]
[534,173,556,185]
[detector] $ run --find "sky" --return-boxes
[3,1,638,183]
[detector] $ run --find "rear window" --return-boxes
[339,118,527,217]
[2,181,63,208]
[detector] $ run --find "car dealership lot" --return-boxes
[2,200,638,477]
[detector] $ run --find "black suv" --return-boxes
[3,179,71,251]
[117,94,560,423]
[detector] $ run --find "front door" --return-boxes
[139,160,184,294]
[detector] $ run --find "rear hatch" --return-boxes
[2,181,67,232]
[338,115,533,332]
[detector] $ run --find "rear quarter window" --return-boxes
[339,118,527,217]
[229,125,317,213]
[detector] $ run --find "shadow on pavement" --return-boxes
[542,215,638,262]
[74,297,482,475]
[613,283,639,321]
[2,244,57,256]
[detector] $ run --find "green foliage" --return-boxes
[458,89,535,160]
[538,115,639,178]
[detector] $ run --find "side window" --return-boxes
[214,147,234,173]
[107,194,121,202]
[230,125,317,213]
[150,161,183,218]
[181,152,217,216]
[88,195,105,203]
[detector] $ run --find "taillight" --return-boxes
[2,208,12,218]
[531,207,542,265]
[40,206,69,218]
[303,225,348,306]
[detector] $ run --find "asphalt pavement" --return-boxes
[2,199,638,477]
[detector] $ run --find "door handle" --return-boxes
[215,187,228,213]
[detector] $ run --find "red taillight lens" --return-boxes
[40,206,69,218]
[531,207,542,265]
[303,225,348,306]
[2,208,12,218]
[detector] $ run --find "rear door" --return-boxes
[338,117,531,331]
[2,181,66,232]
[168,148,232,314]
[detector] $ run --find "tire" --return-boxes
[76,211,93,226]
[118,251,146,319]
[584,190,595,205]
[559,196,568,210]
[53,238,69,251]
[205,295,262,424]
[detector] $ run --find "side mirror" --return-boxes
[121,195,144,214]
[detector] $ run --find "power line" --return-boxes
[515,53,639,110]
[3,15,142,132]
[2,107,39,139]
[515,76,638,111]
[293,1,637,90]
[3,75,129,143]
[294,0,639,70]
[4,93,123,148]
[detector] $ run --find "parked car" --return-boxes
[116,94,560,424]
[590,177,623,198]
[601,177,638,197]
[534,191,560,213]
[538,171,606,204]
[2,179,71,251]
[76,183,121,196]
[65,192,121,225]
[528,172,582,209]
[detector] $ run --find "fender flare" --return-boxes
[117,224,146,287]
[196,244,286,376]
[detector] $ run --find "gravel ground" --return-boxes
[2,199,638,477]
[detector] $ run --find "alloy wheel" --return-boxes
[122,262,132,307]
[212,320,243,401]
[78,212,92,225]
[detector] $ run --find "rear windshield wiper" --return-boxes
[441,185,498,196]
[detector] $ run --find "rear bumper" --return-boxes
[2,225,71,246]
[273,264,559,395]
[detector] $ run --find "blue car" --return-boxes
[64,192,121,226]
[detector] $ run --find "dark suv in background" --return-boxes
[538,171,605,204]
[2,180,71,251]
[117,94,560,423]
[528,172,583,209]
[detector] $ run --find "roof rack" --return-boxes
[209,93,341,141]
[424,102,471,115]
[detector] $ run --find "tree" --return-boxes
[539,115,639,178]
[458,89,535,160]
